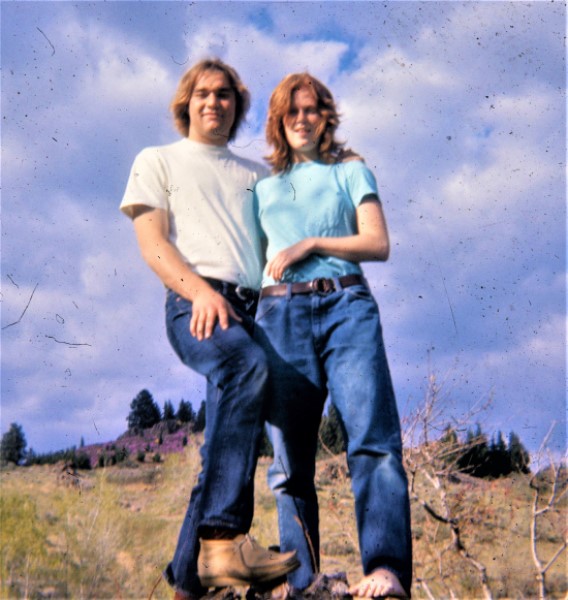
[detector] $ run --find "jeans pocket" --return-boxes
[165,291,192,322]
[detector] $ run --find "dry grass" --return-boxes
[1,438,566,599]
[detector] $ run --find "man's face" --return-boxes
[283,86,323,162]
[188,70,236,146]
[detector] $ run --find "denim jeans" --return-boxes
[163,286,268,595]
[254,282,412,594]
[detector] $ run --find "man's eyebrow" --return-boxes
[193,86,233,94]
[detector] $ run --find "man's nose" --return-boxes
[206,92,219,106]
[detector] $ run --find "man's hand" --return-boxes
[131,206,243,341]
[190,287,241,341]
[266,238,314,282]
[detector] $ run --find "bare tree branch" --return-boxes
[529,422,567,599]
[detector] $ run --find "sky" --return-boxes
[1,1,565,457]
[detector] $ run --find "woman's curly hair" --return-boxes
[170,58,250,141]
[265,73,357,173]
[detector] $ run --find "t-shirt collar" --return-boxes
[183,137,231,156]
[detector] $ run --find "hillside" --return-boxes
[1,434,566,599]
[78,421,193,468]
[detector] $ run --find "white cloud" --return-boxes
[3,16,176,187]
[185,21,348,83]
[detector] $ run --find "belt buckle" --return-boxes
[311,278,333,295]
[235,285,251,301]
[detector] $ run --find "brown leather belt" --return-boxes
[260,274,366,299]
[203,277,258,302]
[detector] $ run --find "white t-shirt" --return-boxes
[121,138,268,289]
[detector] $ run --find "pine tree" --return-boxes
[127,389,161,431]
[1,423,27,465]
[318,404,345,455]
[177,399,195,423]
[509,431,531,474]
[455,427,532,479]
[457,424,489,477]
[489,431,511,477]
[163,400,175,421]
[439,424,460,467]
[194,400,206,432]
[258,429,274,458]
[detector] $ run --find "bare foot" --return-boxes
[348,568,407,599]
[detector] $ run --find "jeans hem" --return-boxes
[162,564,177,590]
[163,563,207,597]
[198,517,247,532]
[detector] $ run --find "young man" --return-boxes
[120,59,298,600]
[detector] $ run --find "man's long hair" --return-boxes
[170,58,250,141]
[265,73,347,173]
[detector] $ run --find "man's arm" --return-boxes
[266,196,389,281]
[131,205,241,340]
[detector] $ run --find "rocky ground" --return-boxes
[197,574,353,599]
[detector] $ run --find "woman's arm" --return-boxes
[266,195,390,281]
[131,205,240,340]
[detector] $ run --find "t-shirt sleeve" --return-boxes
[119,147,169,219]
[345,161,380,208]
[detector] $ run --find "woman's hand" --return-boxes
[266,238,315,281]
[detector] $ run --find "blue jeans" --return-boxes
[254,282,412,594]
[163,286,268,595]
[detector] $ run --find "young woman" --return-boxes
[253,74,412,599]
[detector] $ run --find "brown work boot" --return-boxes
[198,534,299,588]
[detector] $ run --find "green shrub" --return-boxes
[115,446,129,464]
[73,452,91,470]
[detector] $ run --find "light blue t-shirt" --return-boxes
[254,160,379,285]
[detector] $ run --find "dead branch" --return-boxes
[405,371,494,600]
[529,424,567,599]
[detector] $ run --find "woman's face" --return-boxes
[283,87,323,162]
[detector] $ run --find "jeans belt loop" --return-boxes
[332,276,342,291]
[286,283,292,301]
